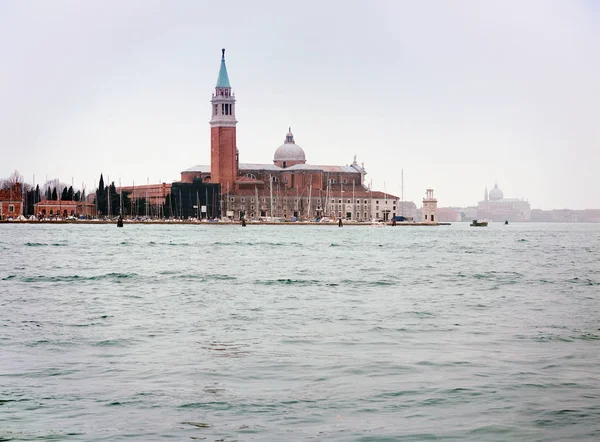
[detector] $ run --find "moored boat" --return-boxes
[470,219,488,227]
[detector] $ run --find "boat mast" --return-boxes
[269,174,274,219]
[119,178,123,216]
[107,175,110,219]
[401,169,404,217]
[352,180,355,221]
[325,174,330,218]
[307,175,312,219]
[255,186,259,219]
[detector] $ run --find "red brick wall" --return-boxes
[1,201,22,218]
[211,126,237,191]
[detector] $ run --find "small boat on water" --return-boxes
[470,219,488,227]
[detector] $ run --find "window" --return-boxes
[376,212,379,219]
[272,176,278,183]
[364,200,367,204]
[251,198,254,203]
[393,206,396,210]
[376,200,379,204]
[424,215,428,220]
[329,179,336,184]
[246,173,256,179]
[230,197,235,202]
[241,197,245,203]
[251,205,255,210]
[283,177,288,183]
[262,198,266,203]
[356,200,360,204]
[376,206,379,210]
[364,212,367,218]
[338,200,341,204]
[8,205,14,213]
[294,199,298,203]
[283,199,287,204]
[343,179,347,184]
[431,214,435,222]
[347,199,351,204]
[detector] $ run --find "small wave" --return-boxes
[14,273,138,283]
[257,278,319,286]
[25,242,47,247]
[566,277,598,286]
[92,339,132,347]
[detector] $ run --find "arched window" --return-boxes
[246,173,256,179]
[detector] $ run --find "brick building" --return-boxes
[0,183,23,220]
[119,49,428,221]
[34,200,97,218]
[178,49,407,220]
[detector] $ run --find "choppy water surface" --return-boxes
[1,223,599,441]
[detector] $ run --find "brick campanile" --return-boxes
[210,48,238,193]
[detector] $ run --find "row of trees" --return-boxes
[2,169,194,219]
[42,185,84,202]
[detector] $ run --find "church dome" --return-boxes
[489,183,504,201]
[274,128,306,163]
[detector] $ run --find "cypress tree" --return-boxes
[61,187,68,201]
[52,187,58,200]
[96,174,105,215]
[67,186,74,201]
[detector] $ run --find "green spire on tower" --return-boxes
[216,48,231,88]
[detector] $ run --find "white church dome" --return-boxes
[489,183,504,201]
[274,128,306,162]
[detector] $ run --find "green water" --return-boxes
[1,223,599,441]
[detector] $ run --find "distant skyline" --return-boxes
[1,0,598,209]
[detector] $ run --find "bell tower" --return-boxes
[210,48,238,192]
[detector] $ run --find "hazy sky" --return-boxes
[1,0,598,209]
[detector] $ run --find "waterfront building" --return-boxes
[119,49,414,220]
[34,200,96,218]
[0,183,23,220]
[435,207,462,222]
[477,183,531,222]
[179,49,406,220]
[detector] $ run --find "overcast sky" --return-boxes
[1,0,598,209]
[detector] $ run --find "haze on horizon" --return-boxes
[1,0,598,210]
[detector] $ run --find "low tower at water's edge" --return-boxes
[423,188,437,223]
[210,48,238,192]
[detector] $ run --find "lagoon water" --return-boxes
[1,223,599,441]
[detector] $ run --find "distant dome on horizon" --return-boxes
[489,183,504,201]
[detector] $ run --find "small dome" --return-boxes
[489,183,504,201]
[274,128,306,163]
